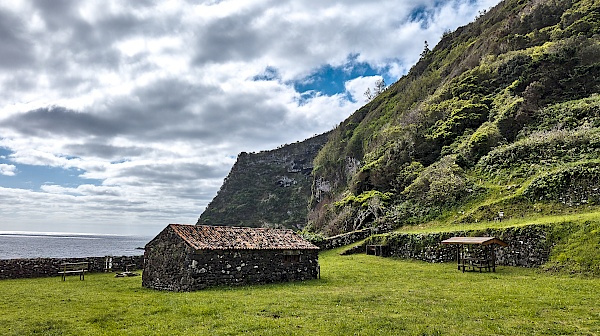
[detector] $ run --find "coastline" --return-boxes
[0,233,150,260]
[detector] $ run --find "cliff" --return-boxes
[197,132,329,229]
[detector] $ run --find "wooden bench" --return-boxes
[58,262,89,281]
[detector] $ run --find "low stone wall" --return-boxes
[0,255,144,280]
[345,224,553,267]
[317,228,377,250]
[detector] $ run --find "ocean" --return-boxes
[0,232,151,260]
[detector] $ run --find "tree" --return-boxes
[364,78,387,102]
[420,40,431,58]
[374,78,386,94]
[364,87,373,101]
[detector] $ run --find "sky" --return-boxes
[0,0,500,237]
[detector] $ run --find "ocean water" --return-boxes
[0,232,151,260]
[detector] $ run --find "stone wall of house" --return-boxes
[143,242,320,291]
[0,255,144,280]
[142,228,193,291]
[184,249,319,291]
[344,224,553,267]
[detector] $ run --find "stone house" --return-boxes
[142,224,320,291]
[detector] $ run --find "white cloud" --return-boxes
[0,164,16,176]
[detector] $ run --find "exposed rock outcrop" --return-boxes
[197,132,330,230]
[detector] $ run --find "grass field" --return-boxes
[1,250,598,335]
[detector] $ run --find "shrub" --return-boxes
[455,122,504,166]
[334,190,392,208]
[427,100,490,146]
[403,156,469,206]
[523,162,600,205]
[478,127,600,180]
[527,94,600,132]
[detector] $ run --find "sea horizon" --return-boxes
[0,231,152,260]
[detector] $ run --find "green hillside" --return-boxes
[308,0,600,236]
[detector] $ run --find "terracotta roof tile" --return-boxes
[168,224,319,250]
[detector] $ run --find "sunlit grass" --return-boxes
[0,250,598,335]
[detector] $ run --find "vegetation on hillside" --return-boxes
[308,0,600,236]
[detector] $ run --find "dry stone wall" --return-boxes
[317,228,377,250]
[144,246,319,292]
[185,249,319,290]
[0,255,144,280]
[344,224,553,267]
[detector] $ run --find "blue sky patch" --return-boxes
[0,147,102,191]
[287,54,396,104]
[409,5,437,29]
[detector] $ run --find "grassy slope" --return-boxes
[1,251,599,335]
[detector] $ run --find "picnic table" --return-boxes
[441,237,508,272]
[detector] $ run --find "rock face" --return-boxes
[197,132,330,229]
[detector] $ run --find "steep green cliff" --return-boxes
[309,0,600,235]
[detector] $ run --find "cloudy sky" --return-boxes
[0,0,499,237]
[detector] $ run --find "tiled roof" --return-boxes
[168,224,319,250]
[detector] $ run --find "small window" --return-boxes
[283,254,300,263]
[283,250,301,263]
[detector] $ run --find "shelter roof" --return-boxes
[166,224,319,250]
[441,236,508,246]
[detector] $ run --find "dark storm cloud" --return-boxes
[116,162,227,183]
[0,106,124,137]
[1,77,222,140]
[0,9,34,68]
[64,143,147,160]
[31,0,75,24]
[193,8,270,64]
[27,1,167,75]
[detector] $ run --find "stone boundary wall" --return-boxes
[343,225,553,267]
[0,255,144,280]
[317,228,377,250]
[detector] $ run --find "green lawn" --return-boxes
[1,250,598,335]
